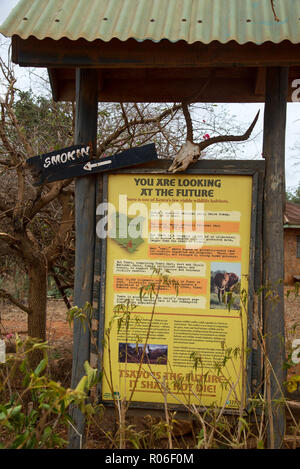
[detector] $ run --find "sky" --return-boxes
[1,0,300,191]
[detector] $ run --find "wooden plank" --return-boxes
[95,174,108,404]
[54,66,254,81]
[68,69,98,449]
[246,171,259,403]
[13,36,300,68]
[112,158,265,174]
[51,75,263,103]
[30,144,158,185]
[254,170,265,292]
[26,144,91,185]
[99,76,256,103]
[48,68,59,102]
[47,68,300,103]
[262,67,289,449]
[251,168,264,393]
[255,67,266,96]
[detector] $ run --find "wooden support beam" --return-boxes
[13,36,300,68]
[48,72,260,103]
[255,67,266,96]
[262,67,288,449]
[47,66,300,103]
[68,69,98,449]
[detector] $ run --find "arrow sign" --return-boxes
[83,160,112,171]
[26,144,91,184]
[27,143,158,186]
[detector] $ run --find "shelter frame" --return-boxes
[1,0,293,448]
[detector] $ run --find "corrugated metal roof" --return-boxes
[285,202,300,226]
[1,0,300,45]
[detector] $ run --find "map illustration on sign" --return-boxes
[110,212,145,253]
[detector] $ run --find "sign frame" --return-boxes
[94,159,265,414]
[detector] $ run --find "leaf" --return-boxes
[51,435,68,448]
[83,360,98,389]
[84,403,95,417]
[28,409,39,424]
[286,375,300,393]
[39,403,51,411]
[238,417,249,431]
[257,439,264,449]
[42,426,52,442]
[32,341,49,350]
[10,429,30,449]
[15,333,22,348]
[34,358,47,377]
[19,359,28,373]
[130,438,140,450]
[74,375,88,394]
[7,405,22,418]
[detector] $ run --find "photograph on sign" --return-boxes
[210,262,241,310]
[98,171,254,410]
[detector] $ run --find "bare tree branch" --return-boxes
[24,180,71,223]
[197,110,260,152]
[0,232,21,252]
[270,0,280,22]
[182,103,194,142]
[44,190,74,265]
[98,103,182,154]
[49,269,72,310]
[0,288,31,315]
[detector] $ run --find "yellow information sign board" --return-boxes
[99,172,253,410]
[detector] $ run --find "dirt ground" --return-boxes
[0,298,72,351]
[0,298,73,387]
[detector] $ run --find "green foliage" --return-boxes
[285,375,300,394]
[14,90,74,154]
[286,184,300,205]
[0,336,99,449]
[67,302,93,332]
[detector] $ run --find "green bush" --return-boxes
[0,335,100,449]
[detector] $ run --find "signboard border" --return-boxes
[94,159,265,414]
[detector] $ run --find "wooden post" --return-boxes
[262,67,288,449]
[69,68,98,449]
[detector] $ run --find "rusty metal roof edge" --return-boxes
[2,32,300,47]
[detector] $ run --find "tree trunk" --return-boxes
[26,256,47,366]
